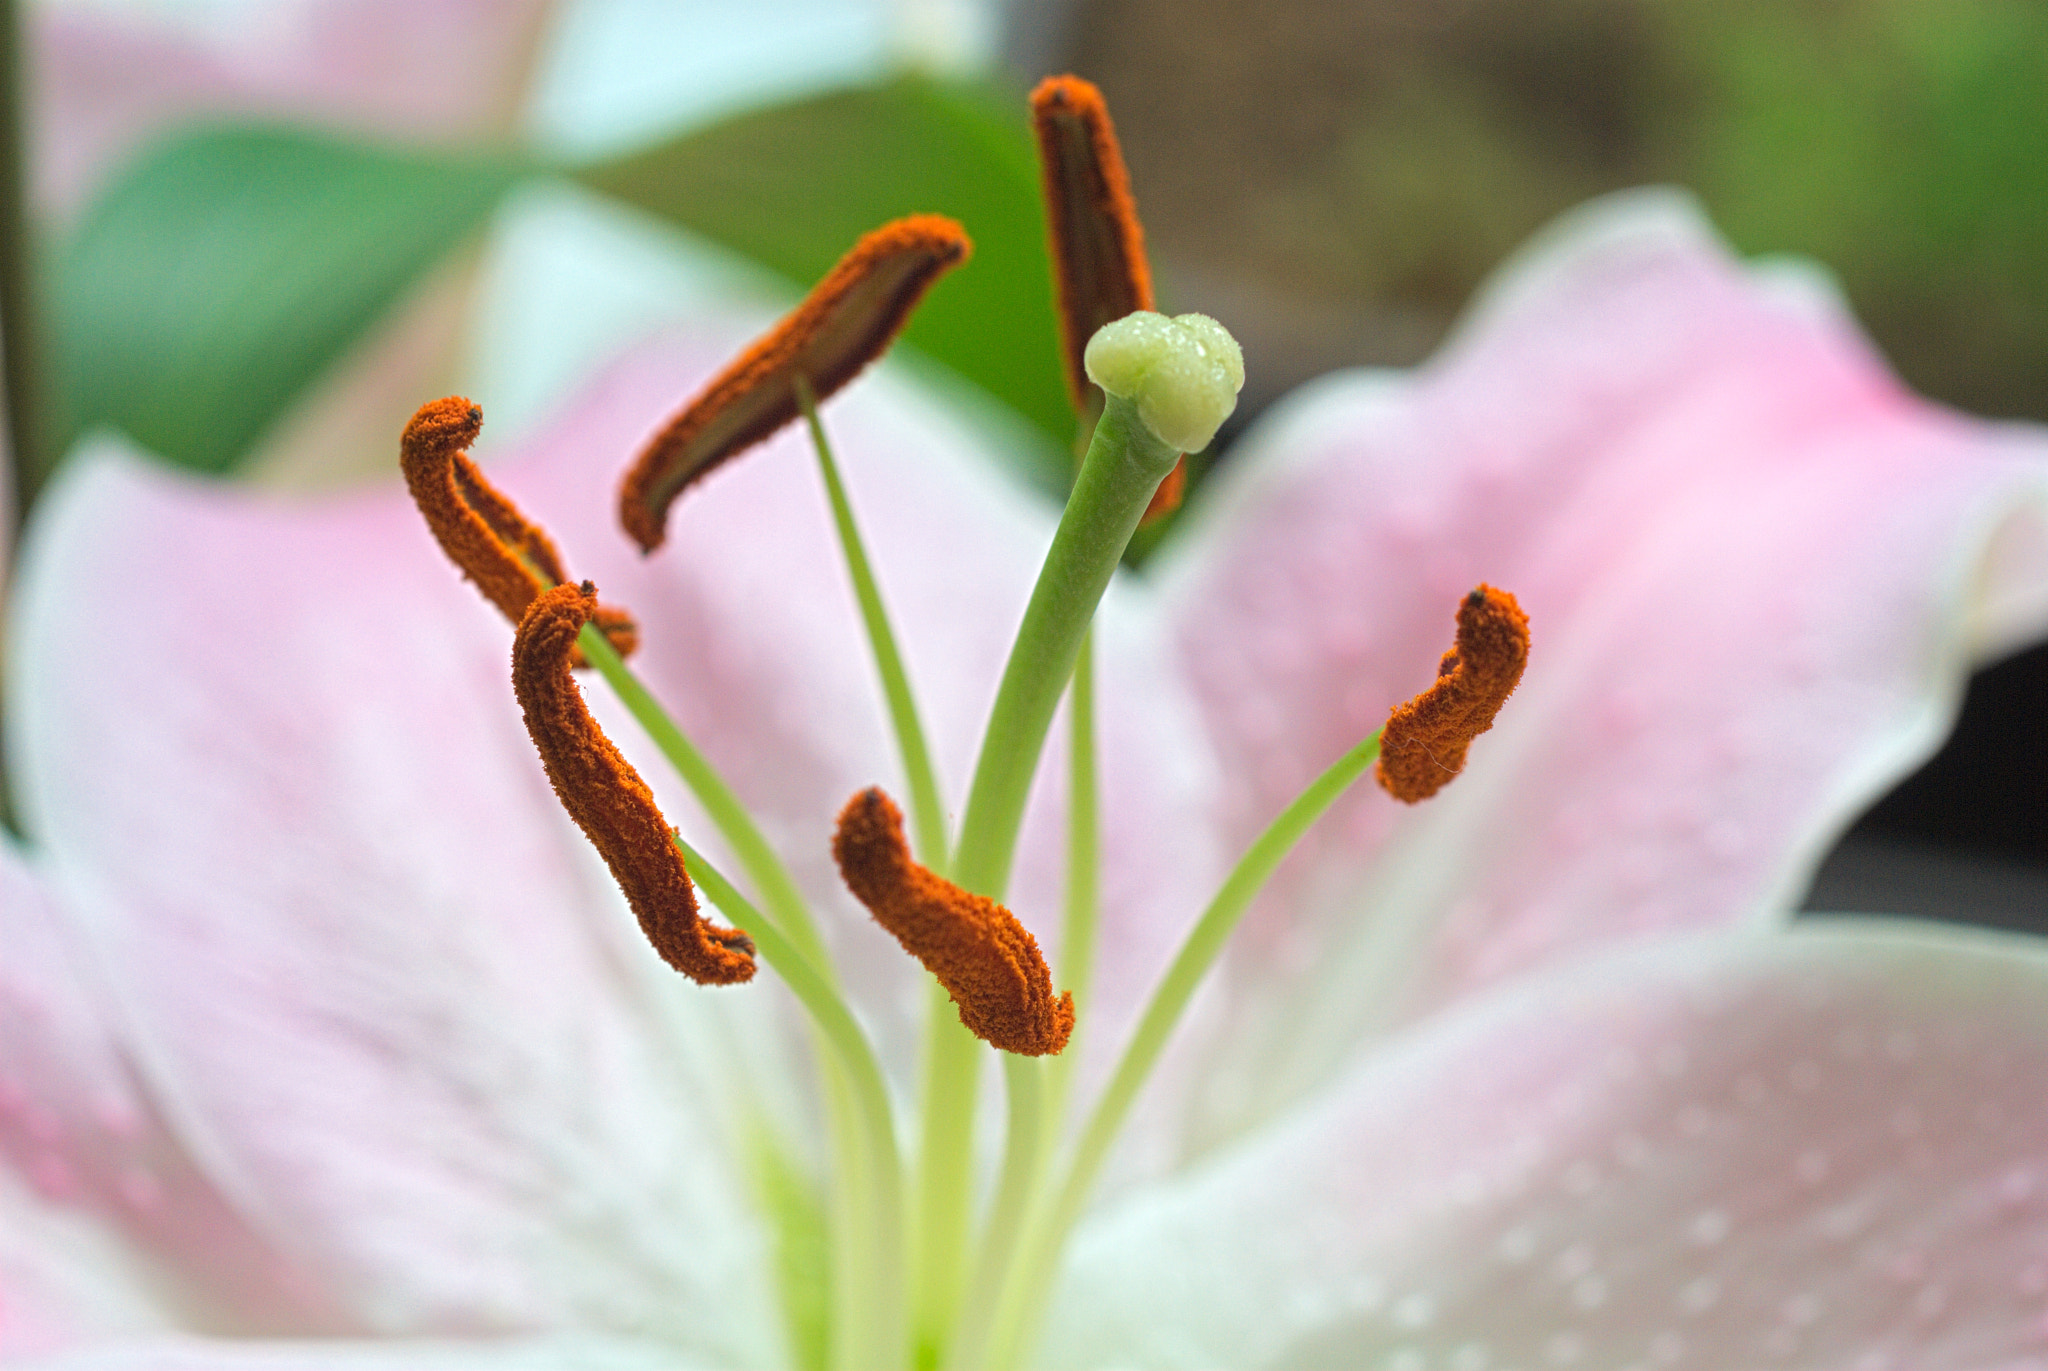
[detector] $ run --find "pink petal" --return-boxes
[1159,191,2048,1142]
[9,323,1222,1336]
[0,1164,169,1364]
[1047,921,2048,1370]
[33,0,552,217]
[14,1334,694,1369]
[9,441,783,1357]
[1,839,339,1348]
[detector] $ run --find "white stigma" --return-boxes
[1084,311,1244,454]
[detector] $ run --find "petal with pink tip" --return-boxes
[1046,920,2048,1370]
[0,1164,172,1365]
[1159,191,2048,1145]
[1,839,338,1343]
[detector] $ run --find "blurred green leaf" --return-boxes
[48,126,523,483]
[576,74,1072,493]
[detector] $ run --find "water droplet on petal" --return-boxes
[1545,1331,1585,1365]
[1391,1292,1437,1329]
[1680,1277,1720,1313]
[1783,1293,1822,1326]
[1497,1226,1538,1264]
[1688,1209,1730,1245]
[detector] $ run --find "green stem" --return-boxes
[578,625,834,976]
[798,377,950,871]
[948,393,1176,900]
[978,729,1385,1370]
[677,835,905,1370]
[950,629,1100,1364]
[911,395,1177,1366]
[819,1061,874,1371]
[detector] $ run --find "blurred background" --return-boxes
[6,0,2044,921]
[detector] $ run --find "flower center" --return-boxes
[396,74,1529,1371]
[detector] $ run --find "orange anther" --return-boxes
[619,216,972,553]
[513,582,755,985]
[1377,586,1530,803]
[833,788,1073,1056]
[1029,74,1184,523]
[401,397,637,665]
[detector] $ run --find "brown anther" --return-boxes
[619,216,972,553]
[401,397,637,666]
[832,788,1073,1056]
[1030,74,1184,523]
[1377,585,1530,804]
[513,582,755,985]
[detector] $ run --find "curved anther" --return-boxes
[402,396,637,665]
[513,582,755,985]
[1377,585,1530,803]
[833,787,1072,1056]
[619,216,971,553]
[1029,74,1185,522]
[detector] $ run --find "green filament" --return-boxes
[973,729,1385,1370]
[798,377,950,872]
[578,626,833,975]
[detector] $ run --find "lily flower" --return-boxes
[8,63,2048,1371]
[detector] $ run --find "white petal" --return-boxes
[9,443,781,1359]
[1046,921,2048,1370]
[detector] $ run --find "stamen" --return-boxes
[619,216,972,552]
[1029,75,1154,412]
[833,787,1073,1057]
[401,397,637,664]
[1377,585,1530,803]
[1029,74,1185,522]
[513,581,756,985]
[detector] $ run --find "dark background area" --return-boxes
[1013,0,2047,923]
